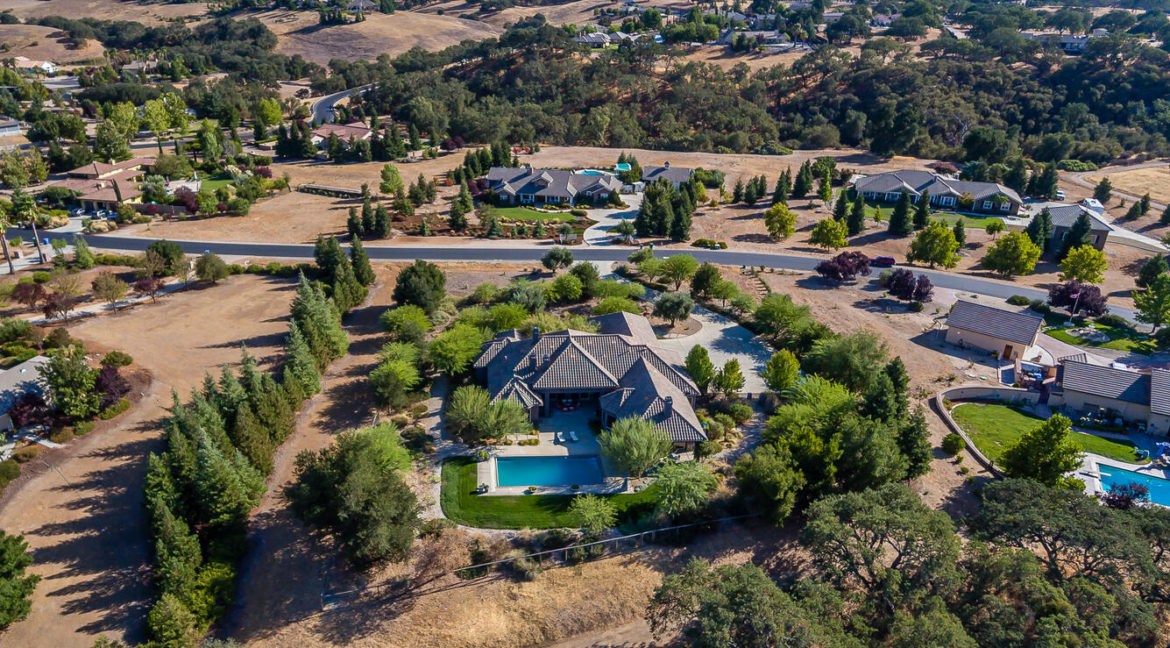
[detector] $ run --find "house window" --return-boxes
[1090,235,1099,245]
[999,201,1011,211]
[982,200,993,210]
[939,196,956,207]
[885,193,898,202]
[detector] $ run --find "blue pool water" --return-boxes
[496,456,604,487]
[1099,464,1170,506]
[579,170,605,176]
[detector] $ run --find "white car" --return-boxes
[1055,190,1066,200]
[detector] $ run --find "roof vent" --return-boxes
[663,161,670,169]
[663,395,672,413]
[532,326,540,340]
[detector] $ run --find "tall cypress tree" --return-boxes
[773,169,790,205]
[832,193,849,221]
[361,198,375,236]
[847,194,866,235]
[350,239,375,286]
[285,320,321,396]
[1024,207,1053,251]
[346,207,362,240]
[952,219,967,247]
[913,190,931,230]
[374,203,392,238]
[793,161,814,198]
[887,190,913,236]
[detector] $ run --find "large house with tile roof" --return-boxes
[1046,202,1113,251]
[853,170,1022,216]
[1053,358,1170,435]
[46,156,156,212]
[485,166,623,206]
[472,311,707,447]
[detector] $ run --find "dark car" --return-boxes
[871,256,896,267]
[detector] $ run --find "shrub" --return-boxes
[1156,328,1170,350]
[908,301,925,312]
[0,459,19,487]
[31,271,50,284]
[705,420,724,441]
[1096,314,1127,328]
[390,414,410,427]
[44,327,72,349]
[726,402,753,425]
[100,351,133,367]
[48,427,74,444]
[11,445,39,464]
[1006,295,1032,306]
[714,413,736,431]
[409,403,429,419]
[569,208,587,218]
[941,432,965,456]
[98,398,131,420]
[509,554,541,581]
[695,440,722,459]
[74,420,95,436]
[1028,299,1052,315]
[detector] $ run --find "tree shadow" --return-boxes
[731,233,773,244]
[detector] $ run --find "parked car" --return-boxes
[871,256,896,267]
[1055,190,1066,200]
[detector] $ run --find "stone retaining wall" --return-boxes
[932,386,1042,476]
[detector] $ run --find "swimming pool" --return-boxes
[496,456,605,487]
[1099,464,1170,506]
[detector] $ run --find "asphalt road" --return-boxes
[309,84,375,124]
[35,232,1134,321]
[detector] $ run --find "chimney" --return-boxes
[531,326,540,340]
[663,396,672,413]
[663,161,670,169]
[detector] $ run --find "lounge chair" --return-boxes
[569,431,580,443]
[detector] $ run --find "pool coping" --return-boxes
[1079,454,1170,507]
[478,453,630,496]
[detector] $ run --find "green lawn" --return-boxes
[950,403,1147,464]
[857,199,1002,228]
[440,456,659,529]
[1044,323,1156,355]
[492,206,576,222]
[200,175,233,192]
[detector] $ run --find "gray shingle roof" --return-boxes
[1045,204,1113,231]
[1061,360,1150,405]
[854,170,1022,204]
[0,355,48,412]
[946,300,1043,346]
[474,313,704,442]
[641,164,693,186]
[1150,370,1170,416]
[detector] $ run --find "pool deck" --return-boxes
[1078,454,1170,507]
[476,410,631,495]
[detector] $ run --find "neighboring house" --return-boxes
[1022,28,1108,53]
[1057,359,1156,426]
[0,356,49,433]
[12,57,57,75]
[641,162,693,188]
[485,166,622,206]
[717,29,790,46]
[309,122,372,146]
[472,312,707,448]
[46,157,156,212]
[944,299,1043,360]
[1046,203,1113,251]
[575,32,612,47]
[872,13,900,26]
[0,118,22,137]
[852,170,1023,216]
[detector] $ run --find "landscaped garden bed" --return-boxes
[1044,321,1155,354]
[440,456,658,529]
[950,402,1147,464]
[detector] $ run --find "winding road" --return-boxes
[308,84,375,124]
[20,229,1136,321]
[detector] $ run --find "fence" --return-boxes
[320,513,760,606]
[297,183,364,198]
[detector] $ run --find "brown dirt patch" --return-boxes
[0,25,106,63]
[0,275,298,647]
[420,0,609,29]
[252,9,501,65]
[5,0,207,25]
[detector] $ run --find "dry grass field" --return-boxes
[0,275,297,648]
[0,25,106,63]
[420,0,610,29]
[252,9,501,64]
[4,0,207,24]
[1087,165,1170,206]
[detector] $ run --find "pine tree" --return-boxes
[832,192,849,221]
[732,179,744,203]
[773,169,790,205]
[361,198,375,235]
[792,161,814,198]
[817,167,832,203]
[374,203,392,238]
[670,206,691,241]
[1024,207,1053,251]
[449,200,468,232]
[346,207,362,240]
[217,367,248,427]
[847,194,866,235]
[285,320,321,396]
[350,238,375,286]
[887,190,913,236]
[952,219,966,247]
[149,497,201,596]
[73,236,95,269]
[192,430,261,531]
[913,190,930,230]
[457,179,474,212]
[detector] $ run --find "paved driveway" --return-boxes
[583,193,642,245]
[652,303,772,393]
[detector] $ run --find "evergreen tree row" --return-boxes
[634,177,703,242]
[347,198,392,240]
[314,235,374,313]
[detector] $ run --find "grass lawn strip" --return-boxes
[859,200,1002,228]
[440,456,658,529]
[493,206,576,222]
[950,402,1146,465]
[1044,323,1155,354]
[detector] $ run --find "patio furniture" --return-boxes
[569,431,580,442]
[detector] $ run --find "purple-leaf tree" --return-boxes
[1048,280,1108,317]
